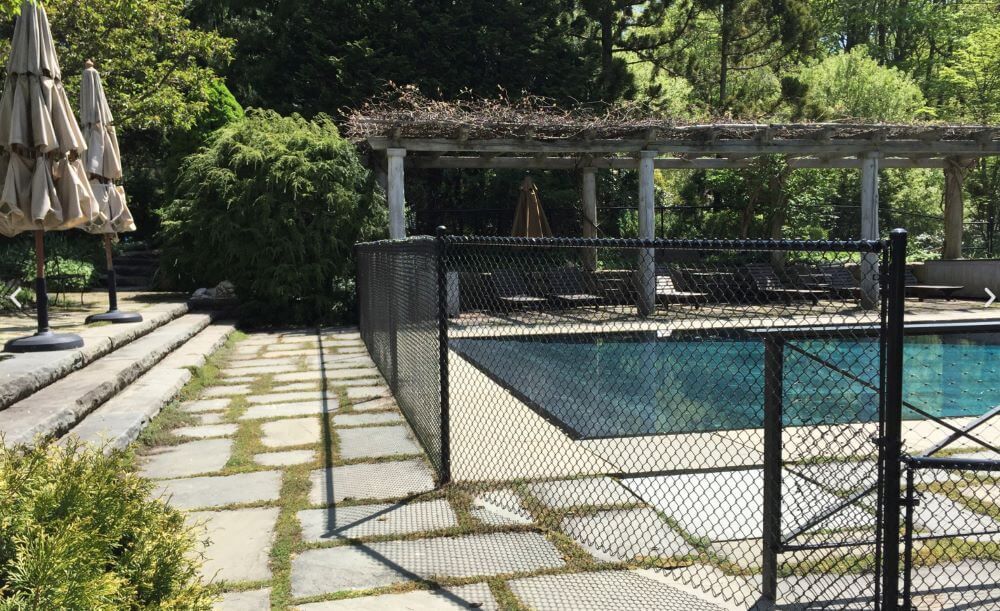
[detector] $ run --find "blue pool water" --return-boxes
[452,332,1000,438]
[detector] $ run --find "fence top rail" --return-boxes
[905,456,1000,471]
[356,236,436,248]
[435,234,885,253]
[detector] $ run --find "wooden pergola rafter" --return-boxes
[351,115,998,310]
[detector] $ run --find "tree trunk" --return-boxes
[719,0,732,110]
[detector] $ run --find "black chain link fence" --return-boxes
[359,232,917,609]
[902,457,1000,610]
[356,238,444,475]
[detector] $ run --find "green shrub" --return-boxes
[0,442,214,610]
[158,109,386,324]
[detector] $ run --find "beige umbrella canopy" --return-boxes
[1,0,100,352]
[511,176,552,238]
[79,59,140,325]
[80,59,133,235]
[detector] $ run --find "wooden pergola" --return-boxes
[350,113,998,308]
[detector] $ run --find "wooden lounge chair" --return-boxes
[491,269,546,309]
[544,267,604,309]
[905,270,963,301]
[744,263,825,305]
[816,264,862,301]
[656,269,707,308]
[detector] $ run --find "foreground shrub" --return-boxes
[158,109,386,324]
[0,442,213,610]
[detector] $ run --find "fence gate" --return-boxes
[356,230,947,609]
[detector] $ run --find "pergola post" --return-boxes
[860,152,881,309]
[637,151,657,316]
[387,148,407,239]
[582,166,598,270]
[943,157,968,260]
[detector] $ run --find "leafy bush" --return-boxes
[0,442,214,610]
[158,109,385,324]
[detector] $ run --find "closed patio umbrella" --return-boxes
[1,0,101,352]
[80,59,140,324]
[511,175,552,238]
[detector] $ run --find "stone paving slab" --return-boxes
[240,400,337,420]
[280,382,318,392]
[188,507,279,583]
[219,375,256,384]
[915,493,1000,542]
[140,439,233,479]
[308,460,436,505]
[202,385,252,397]
[226,357,300,369]
[222,364,297,376]
[297,499,458,542]
[261,418,321,448]
[470,489,534,526]
[338,425,421,459]
[214,588,270,611]
[332,412,403,427]
[271,371,326,383]
[247,391,329,404]
[293,583,498,610]
[508,570,729,611]
[561,508,698,561]
[198,413,225,425]
[154,471,283,509]
[181,399,230,413]
[351,397,397,412]
[623,468,877,542]
[254,450,315,467]
[528,477,637,509]
[345,385,390,401]
[173,424,239,439]
[291,533,565,597]
[323,367,381,380]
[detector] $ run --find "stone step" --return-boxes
[0,313,215,447]
[0,301,189,411]
[62,322,236,452]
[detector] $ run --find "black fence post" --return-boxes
[436,226,452,484]
[762,335,785,606]
[901,462,916,610]
[881,228,908,609]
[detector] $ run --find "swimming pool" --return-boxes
[451,330,1000,439]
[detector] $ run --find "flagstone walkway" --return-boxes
[137,327,741,610]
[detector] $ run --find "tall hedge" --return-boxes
[159,110,386,324]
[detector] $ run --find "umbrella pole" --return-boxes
[34,229,48,334]
[84,234,142,325]
[3,231,84,353]
[104,234,117,312]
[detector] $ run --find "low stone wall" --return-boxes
[914,259,1000,300]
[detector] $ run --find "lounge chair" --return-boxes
[544,267,604,309]
[905,270,963,301]
[798,265,861,300]
[491,269,546,310]
[656,269,707,308]
[744,263,825,305]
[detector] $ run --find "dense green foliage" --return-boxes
[0,442,213,610]
[178,0,1000,257]
[159,110,385,324]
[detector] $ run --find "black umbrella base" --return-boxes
[86,310,143,324]
[5,331,84,353]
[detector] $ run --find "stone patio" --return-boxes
[127,325,999,610]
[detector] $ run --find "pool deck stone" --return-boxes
[140,438,233,479]
[297,499,458,542]
[290,533,565,597]
[260,417,321,448]
[308,460,437,505]
[154,471,282,510]
[188,507,279,583]
[240,400,337,420]
[337,424,421,459]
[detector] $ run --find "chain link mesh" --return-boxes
[356,233,914,608]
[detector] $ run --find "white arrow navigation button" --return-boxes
[7,287,21,308]
[987,288,996,308]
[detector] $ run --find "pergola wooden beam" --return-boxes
[368,136,1000,157]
